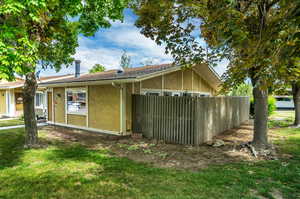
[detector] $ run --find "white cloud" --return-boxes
[74,47,123,71]
[102,28,171,59]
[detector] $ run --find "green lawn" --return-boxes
[268,111,295,128]
[0,119,24,127]
[0,128,299,199]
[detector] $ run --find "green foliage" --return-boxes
[268,97,277,116]
[89,64,106,73]
[120,50,131,68]
[132,0,300,91]
[132,0,300,145]
[228,83,252,97]
[250,96,277,116]
[0,0,128,80]
[18,114,24,121]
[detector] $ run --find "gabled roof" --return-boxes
[40,63,222,90]
[0,74,73,89]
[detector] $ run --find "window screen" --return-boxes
[67,90,87,114]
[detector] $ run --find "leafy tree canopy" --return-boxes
[89,64,106,73]
[132,0,300,90]
[0,0,128,147]
[132,0,300,148]
[0,0,128,80]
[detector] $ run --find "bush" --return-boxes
[250,96,276,116]
[18,114,24,121]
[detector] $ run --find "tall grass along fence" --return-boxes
[132,95,250,145]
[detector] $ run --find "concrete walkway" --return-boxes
[0,123,48,130]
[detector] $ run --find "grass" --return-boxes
[268,110,294,128]
[0,128,299,199]
[0,119,24,127]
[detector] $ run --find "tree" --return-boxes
[89,64,106,73]
[132,0,300,149]
[272,2,300,126]
[292,82,300,126]
[0,0,128,148]
[120,50,131,68]
[228,83,253,97]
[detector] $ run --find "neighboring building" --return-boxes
[274,96,295,109]
[0,75,72,118]
[40,63,221,135]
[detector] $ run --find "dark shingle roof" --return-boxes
[41,64,175,85]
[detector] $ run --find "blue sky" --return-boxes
[40,9,228,77]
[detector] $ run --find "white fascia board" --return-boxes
[40,78,135,88]
[41,66,184,88]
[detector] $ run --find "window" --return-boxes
[143,91,161,96]
[164,91,172,96]
[182,92,192,97]
[35,93,44,108]
[172,92,181,97]
[67,89,87,115]
[147,92,160,96]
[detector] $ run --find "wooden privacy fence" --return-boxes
[132,95,250,145]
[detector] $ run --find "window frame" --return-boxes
[66,88,87,115]
[35,92,44,109]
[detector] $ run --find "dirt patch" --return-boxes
[39,122,285,171]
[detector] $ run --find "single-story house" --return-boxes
[0,75,72,118]
[40,62,221,135]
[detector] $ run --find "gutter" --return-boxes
[40,77,137,88]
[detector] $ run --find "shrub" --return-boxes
[18,114,24,121]
[250,96,276,116]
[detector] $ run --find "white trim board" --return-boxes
[47,121,120,136]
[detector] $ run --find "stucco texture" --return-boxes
[67,114,87,127]
[140,69,215,94]
[88,85,120,132]
[142,76,162,89]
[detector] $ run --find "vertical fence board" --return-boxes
[132,95,250,145]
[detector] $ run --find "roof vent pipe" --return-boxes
[116,67,124,75]
[75,60,81,78]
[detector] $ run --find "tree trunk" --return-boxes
[23,72,38,148]
[292,82,300,126]
[252,86,269,148]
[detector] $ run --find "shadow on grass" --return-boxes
[0,128,25,170]
[1,143,299,199]
[0,127,300,198]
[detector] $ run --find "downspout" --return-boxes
[112,82,126,135]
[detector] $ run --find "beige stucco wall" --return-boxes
[142,76,162,90]
[133,82,140,94]
[182,69,193,90]
[67,114,87,127]
[164,70,182,90]
[53,87,65,124]
[140,68,215,94]
[0,90,6,114]
[88,85,120,132]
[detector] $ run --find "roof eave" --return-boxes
[39,77,137,88]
